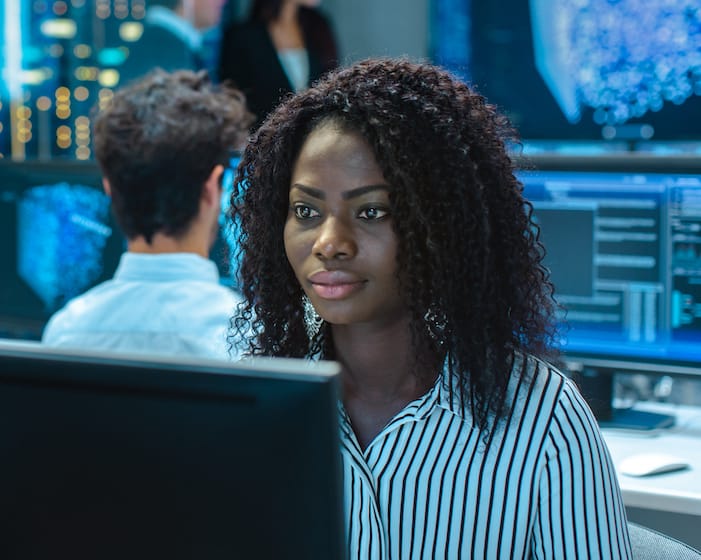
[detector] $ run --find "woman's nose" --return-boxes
[312,216,357,260]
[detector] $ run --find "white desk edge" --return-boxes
[601,402,701,516]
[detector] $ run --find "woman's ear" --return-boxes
[102,177,112,197]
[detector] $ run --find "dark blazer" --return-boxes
[218,13,337,128]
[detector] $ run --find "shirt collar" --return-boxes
[146,6,202,50]
[337,361,469,431]
[114,252,221,284]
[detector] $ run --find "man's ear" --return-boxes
[102,178,112,197]
[202,164,225,205]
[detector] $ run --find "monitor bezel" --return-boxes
[516,152,701,174]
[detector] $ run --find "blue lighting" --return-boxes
[97,48,127,67]
[18,182,112,310]
[531,0,701,125]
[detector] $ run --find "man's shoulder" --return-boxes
[41,281,114,343]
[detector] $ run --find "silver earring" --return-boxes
[303,294,323,340]
[424,305,447,343]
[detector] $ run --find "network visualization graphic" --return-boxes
[17,182,112,311]
[530,0,701,127]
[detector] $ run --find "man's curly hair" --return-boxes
[93,69,253,243]
[230,57,557,433]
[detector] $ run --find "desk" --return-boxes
[602,402,701,549]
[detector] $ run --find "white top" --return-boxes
[277,48,310,92]
[42,252,241,361]
[339,356,632,559]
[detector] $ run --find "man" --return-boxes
[120,0,226,85]
[42,69,253,360]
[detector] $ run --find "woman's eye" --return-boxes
[293,204,320,220]
[358,206,389,220]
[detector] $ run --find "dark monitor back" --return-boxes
[517,154,701,376]
[0,341,345,560]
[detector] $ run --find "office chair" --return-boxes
[629,521,701,559]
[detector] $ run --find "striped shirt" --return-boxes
[338,355,632,559]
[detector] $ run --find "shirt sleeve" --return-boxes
[532,379,632,559]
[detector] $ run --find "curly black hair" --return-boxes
[93,69,253,243]
[230,57,557,433]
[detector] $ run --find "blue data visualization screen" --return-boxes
[0,160,124,339]
[519,159,701,371]
[464,0,701,142]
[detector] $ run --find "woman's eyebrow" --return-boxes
[342,184,390,200]
[290,183,390,200]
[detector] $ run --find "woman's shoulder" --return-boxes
[510,354,590,424]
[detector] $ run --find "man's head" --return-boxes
[93,69,253,244]
[190,0,225,29]
[153,0,224,30]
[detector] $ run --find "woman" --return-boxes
[230,58,632,559]
[218,0,338,128]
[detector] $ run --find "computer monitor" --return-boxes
[0,156,243,340]
[213,152,243,289]
[0,159,124,340]
[517,153,701,428]
[445,1,701,143]
[0,340,345,560]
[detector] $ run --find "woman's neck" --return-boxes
[333,320,439,450]
[269,1,304,50]
[277,0,299,25]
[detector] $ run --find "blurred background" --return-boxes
[1,0,700,407]
[1,0,700,160]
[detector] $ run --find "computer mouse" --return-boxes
[618,453,691,477]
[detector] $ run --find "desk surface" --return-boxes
[602,402,701,516]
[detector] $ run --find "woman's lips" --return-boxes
[308,271,365,300]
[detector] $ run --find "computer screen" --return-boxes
[0,157,243,340]
[0,340,345,560]
[0,159,124,340]
[460,1,701,142]
[213,153,243,289]
[518,154,701,377]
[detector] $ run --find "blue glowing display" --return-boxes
[531,0,701,126]
[18,182,112,311]
[431,0,471,82]
[217,156,243,288]
[462,0,701,141]
[519,158,701,371]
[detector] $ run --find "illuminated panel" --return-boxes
[529,0,580,122]
[431,0,471,82]
[17,182,112,310]
[216,156,242,287]
[530,0,701,126]
[520,163,701,367]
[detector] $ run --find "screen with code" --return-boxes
[519,155,701,373]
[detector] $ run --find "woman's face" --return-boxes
[284,122,406,328]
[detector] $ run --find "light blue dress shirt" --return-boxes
[42,252,241,361]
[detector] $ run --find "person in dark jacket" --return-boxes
[218,0,338,128]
